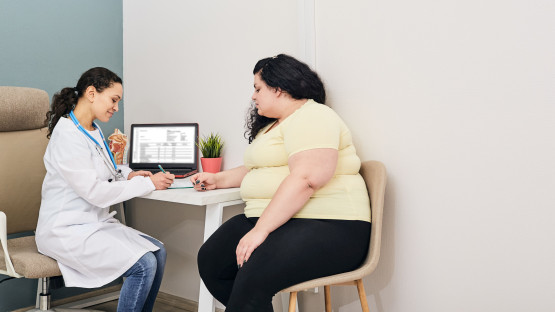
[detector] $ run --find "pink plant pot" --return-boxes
[201,157,222,173]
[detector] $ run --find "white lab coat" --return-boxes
[36,117,158,288]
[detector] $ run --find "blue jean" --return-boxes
[117,235,166,312]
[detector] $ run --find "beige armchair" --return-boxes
[281,160,387,312]
[0,86,101,311]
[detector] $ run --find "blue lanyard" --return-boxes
[69,110,118,171]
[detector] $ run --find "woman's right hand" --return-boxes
[150,172,175,190]
[189,172,217,191]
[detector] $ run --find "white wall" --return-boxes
[123,0,302,168]
[124,0,555,311]
[122,0,301,304]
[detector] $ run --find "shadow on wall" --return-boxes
[297,173,396,312]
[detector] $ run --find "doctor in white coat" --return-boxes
[36,67,174,312]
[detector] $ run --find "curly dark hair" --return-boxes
[45,67,122,138]
[244,54,326,143]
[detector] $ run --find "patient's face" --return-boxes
[251,73,279,118]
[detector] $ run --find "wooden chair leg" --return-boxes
[324,285,331,312]
[288,291,298,312]
[356,279,370,312]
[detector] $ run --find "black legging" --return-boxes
[198,214,371,312]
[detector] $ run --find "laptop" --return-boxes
[128,123,199,177]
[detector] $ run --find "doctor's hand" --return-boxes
[128,170,153,180]
[150,172,175,190]
[189,172,217,192]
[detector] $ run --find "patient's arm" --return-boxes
[214,165,249,188]
[190,165,248,191]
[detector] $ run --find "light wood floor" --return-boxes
[11,287,205,312]
[89,299,190,312]
[88,291,207,312]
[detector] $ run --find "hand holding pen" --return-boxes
[150,165,175,190]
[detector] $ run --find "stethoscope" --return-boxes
[69,110,123,181]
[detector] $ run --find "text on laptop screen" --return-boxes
[131,125,197,164]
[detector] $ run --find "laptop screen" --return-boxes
[128,123,199,172]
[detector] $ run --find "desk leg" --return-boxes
[197,199,243,312]
[202,202,224,242]
[198,202,224,312]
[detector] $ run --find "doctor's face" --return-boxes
[93,83,122,123]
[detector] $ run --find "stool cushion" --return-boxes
[0,235,61,278]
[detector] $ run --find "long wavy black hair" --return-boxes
[45,67,122,138]
[244,54,326,143]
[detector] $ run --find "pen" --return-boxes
[158,165,166,173]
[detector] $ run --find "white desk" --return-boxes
[139,188,243,312]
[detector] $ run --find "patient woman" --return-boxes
[36,67,174,312]
[190,54,371,311]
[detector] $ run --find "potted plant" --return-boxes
[197,132,224,173]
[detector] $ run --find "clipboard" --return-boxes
[169,179,194,189]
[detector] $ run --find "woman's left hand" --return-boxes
[128,170,153,180]
[236,227,270,267]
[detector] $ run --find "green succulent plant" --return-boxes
[197,132,224,158]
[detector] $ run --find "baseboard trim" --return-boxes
[11,285,122,312]
[11,288,225,312]
[55,290,121,309]
[156,292,224,312]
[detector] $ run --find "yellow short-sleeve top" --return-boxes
[240,100,371,222]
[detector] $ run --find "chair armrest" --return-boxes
[0,211,22,278]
